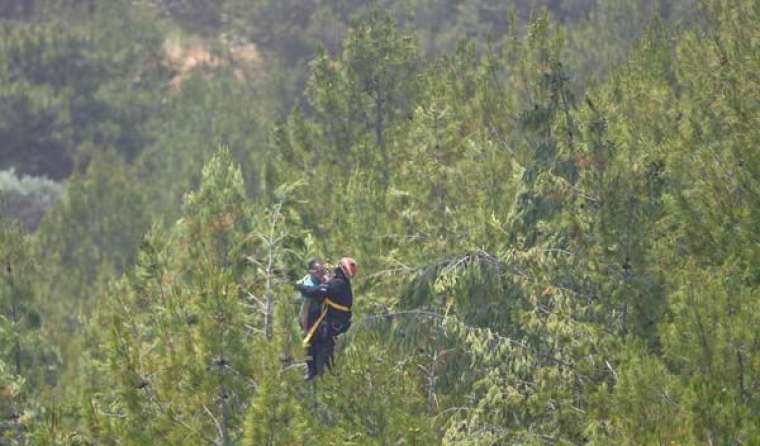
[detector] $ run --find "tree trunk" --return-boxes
[218,380,230,446]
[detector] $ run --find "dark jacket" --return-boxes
[298,267,353,328]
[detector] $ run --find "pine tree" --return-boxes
[302,10,420,189]
[86,148,257,443]
[0,217,55,443]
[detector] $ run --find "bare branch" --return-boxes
[203,404,224,445]
[244,291,266,309]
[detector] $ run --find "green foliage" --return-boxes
[89,149,254,442]
[302,10,420,187]
[242,310,306,446]
[586,344,692,445]
[35,151,150,306]
[138,72,267,220]
[150,0,225,36]
[304,338,436,445]
[0,12,167,179]
[2,1,759,445]
[0,218,59,443]
[661,263,760,443]
[243,360,307,446]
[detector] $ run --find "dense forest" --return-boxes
[1,0,758,444]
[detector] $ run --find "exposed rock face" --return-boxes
[164,39,263,89]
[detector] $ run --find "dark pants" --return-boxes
[305,311,322,379]
[306,344,318,379]
[311,323,333,377]
[312,319,348,377]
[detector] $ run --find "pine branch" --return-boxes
[203,404,225,446]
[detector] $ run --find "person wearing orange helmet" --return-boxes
[297,257,357,380]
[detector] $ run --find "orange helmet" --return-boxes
[339,257,358,279]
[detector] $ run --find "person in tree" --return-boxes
[297,257,357,380]
[296,259,327,380]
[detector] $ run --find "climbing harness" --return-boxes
[302,297,350,348]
